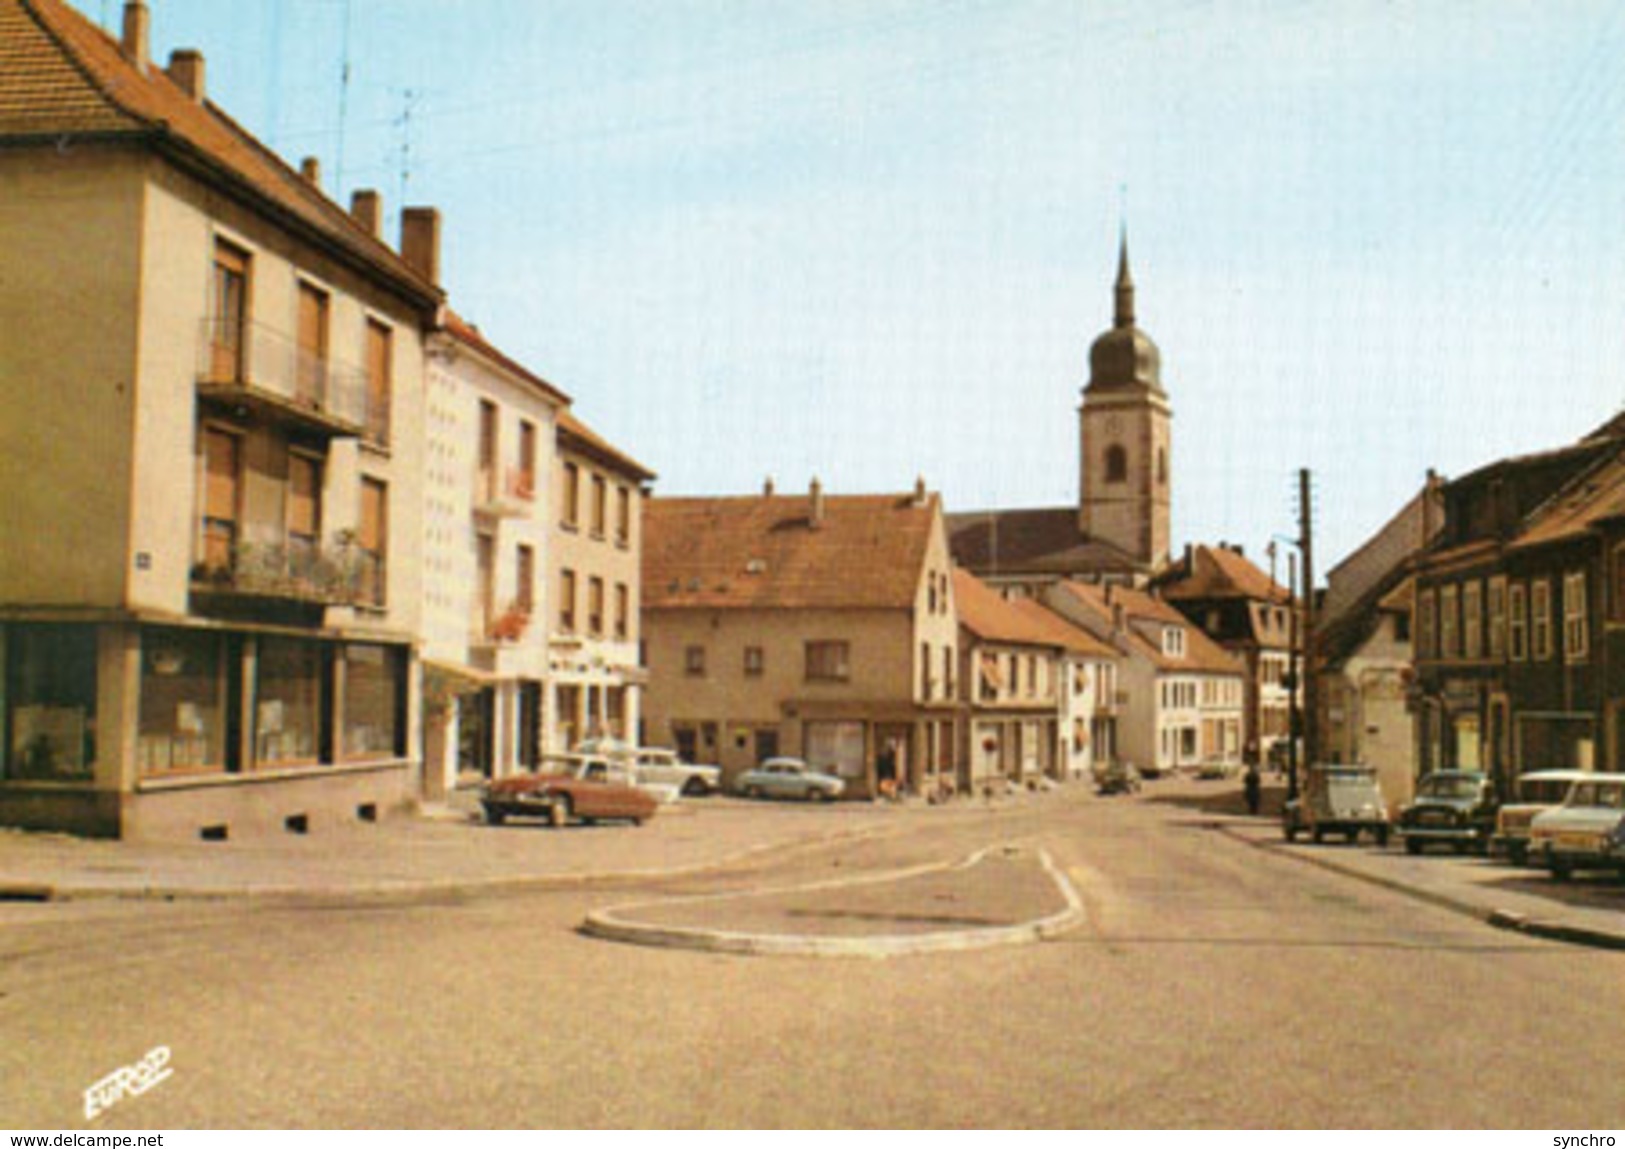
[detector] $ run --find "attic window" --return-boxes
[1163,626,1186,658]
[745,559,767,575]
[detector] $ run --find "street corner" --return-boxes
[578,842,1085,958]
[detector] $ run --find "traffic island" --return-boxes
[580,843,1085,958]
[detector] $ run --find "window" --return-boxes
[477,400,498,503]
[743,645,764,677]
[200,426,241,574]
[561,462,580,528]
[295,280,329,402]
[1462,580,1482,660]
[358,477,388,607]
[1531,578,1552,661]
[1163,627,1185,658]
[209,239,250,382]
[1157,447,1167,486]
[138,628,226,774]
[1487,576,1506,660]
[588,576,604,636]
[1105,444,1127,484]
[616,485,631,545]
[1508,582,1528,661]
[559,569,576,632]
[1416,589,1436,660]
[342,643,404,760]
[287,451,322,573]
[255,636,324,767]
[920,642,933,700]
[942,645,955,699]
[590,474,607,537]
[515,545,534,614]
[474,532,496,635]
[805,640,851,682]
[517,420,537,501]
[614,583,629,640]
[363,319,393,445]
[3,624,97,782]
[1439,584,1458,658]
[1564,570,1588,662]
[1614,544,1625,623]
[684,645,707,677]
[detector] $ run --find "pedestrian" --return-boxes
[1243,762,1262,816]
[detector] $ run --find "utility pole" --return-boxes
[1287,552,1299,802]
[1299,467,1319,769]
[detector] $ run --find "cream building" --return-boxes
[0,0,439,838]
[642,482,960,798]
[420,311,569,796]
[548,411,654,751]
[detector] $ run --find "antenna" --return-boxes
[395,87,418,223]
[334,0,354,187]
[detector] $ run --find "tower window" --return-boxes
[1157,447,1167,486]
[1105,444,1127,484]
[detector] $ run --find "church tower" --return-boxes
[1078,233,1172,570]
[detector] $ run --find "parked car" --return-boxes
[481,754,660,827]
[1526,773,1625,880]
[1095,760,1142,795]
[1194,761,1233,781]
[1282,764,1390,845]
[1397,770,1497,855]
[1490,769,1593,865]
[628,747,723,797]
[570,739,688,804]
[734,758,844,802]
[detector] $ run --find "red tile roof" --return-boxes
[1159,544,1289,604]
[442,311,571,407]
[1052,581,1244,675]
[952,570,1117,658]
[1,0,438,309]
[558,409,655,482]
[644,492,939,611]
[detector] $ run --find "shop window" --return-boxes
[343,644,404,760]
[1564,570,1588,662]
[3,624,96,782]
[255,637,325,767]
[138,628,226,774]
[1531,579,1552,661]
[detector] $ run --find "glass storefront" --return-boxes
[255,637,325,767]
[138,628,226,775]
[2,624,97,782]
[343,643,404,760]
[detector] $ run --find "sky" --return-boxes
[81,0,1625,578]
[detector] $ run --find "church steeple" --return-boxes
[1114,228,1134,329]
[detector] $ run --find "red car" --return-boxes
[481,755,658,828]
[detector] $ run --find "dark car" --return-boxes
[481,754,659,827]
[1397,770,1497,855]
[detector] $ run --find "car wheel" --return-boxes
[1551,860,1573,881]
[548,796,571,829]
[1509,843,1527,866]
[681,777,707,798]
[1345,829,1361,844]
[1311,827,1324,844]
[1405,838,1423,855]
[1376,826,1390,848]
[485,806,506,827]
[1284,825,1297,842]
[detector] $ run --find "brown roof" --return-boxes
[1510,448,1625,551]
[558,409,655,482]
[442,311,571,407]
[0,0,438,310]
[1052,581,1244,675]
[1159,544,1288,604]
[644,492,938,611]
[946,507,1140,578]
[952,570,1116,658]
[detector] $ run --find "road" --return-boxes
[3,783,1622,1128]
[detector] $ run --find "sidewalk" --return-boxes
[1169,781,1625,952]
[0,795,915,904]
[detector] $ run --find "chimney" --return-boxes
[299,156,322,187]
[350,190,382,238]
[913,475,928,505]
[121,1,150,71]
[762,477,775,498]
[400,206,442,285]
[809,478,825,529]
[166,49,204,101]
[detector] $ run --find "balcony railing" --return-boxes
[472,467,537,519]
[191,536,369,605]
[197,318,369,439]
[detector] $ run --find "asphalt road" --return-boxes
[3,785,1622,1129]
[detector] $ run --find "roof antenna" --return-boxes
[334,0,353,187]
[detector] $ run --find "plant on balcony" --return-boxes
[489,603,532,642]
[509,469,536,501]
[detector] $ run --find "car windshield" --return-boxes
[1325,774,1376,798]
[1418,775,1481,799]
[1568,782,1625,809]
[1516,778,1575,803]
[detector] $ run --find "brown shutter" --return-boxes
[288,454,320,538]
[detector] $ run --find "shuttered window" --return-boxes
[358,478,387,606]
[363,320,392,444]
[202,428,240,571]
[210,240,249,381]
[296,282,329,402]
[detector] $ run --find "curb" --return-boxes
[0,817,909,908]
[579,843,1086,958]
[1215,821,1625,952]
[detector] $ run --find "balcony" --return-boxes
[191,536,368,607]
[472,467,537,521]
[197,318,369,441]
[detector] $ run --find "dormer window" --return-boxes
[1163,626,1185,658]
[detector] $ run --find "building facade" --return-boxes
[0,0,439,838]
[641,483,960,798]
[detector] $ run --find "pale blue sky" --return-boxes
[89,0,1625,574]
